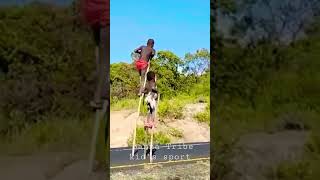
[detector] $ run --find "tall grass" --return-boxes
[212,36,320,179]
[0,116,93,155]
[194,104,210,125]
[127,126,171,146]
[111,98,139,111]
[111,74,210,121]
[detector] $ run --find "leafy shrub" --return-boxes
[194,111,210,125]
[127,126,171,146]
[168,127,183,138]
[158,99,184,119]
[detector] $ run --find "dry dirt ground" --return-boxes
[109,103,210,179]
[225,130,308,180]
[0,152,107,180]
[110,103,210,148]
[0,103,209,180]
[111,160,210,180]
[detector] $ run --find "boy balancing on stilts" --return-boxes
[132,39,159,162]
[133,39,158,128]
[144,72,159,163]
[144,71,158,129]
[134,39,156,96]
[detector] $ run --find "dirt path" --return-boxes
[0,152,106,180]
[226,131,307,180]
[0,103,209,180]
[111,160,210,180]
[110,110,141,147]
[167,103,209,143]
[110,103,210,148]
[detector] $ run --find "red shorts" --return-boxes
[135,59,148,71]
[81,0,109,27]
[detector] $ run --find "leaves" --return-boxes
[110,49,210,100]
[183,48,210,76]
[0,3,94,129]
[217,0,320,45]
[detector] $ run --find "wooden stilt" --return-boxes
[150,93,160,163]
[132,62,150,156]
[88,100,108,174]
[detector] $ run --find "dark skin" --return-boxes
[135,39,156,95]
[134,40,155,62]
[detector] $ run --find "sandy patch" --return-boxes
[110,103,210,148]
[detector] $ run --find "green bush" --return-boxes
[111,98,139,111]
[0,3,94,134]
[168,127,183,138]
[0,116,92,155]
[267,161,311,180]
[127,126,171,146]
[155,131,171,144]
[194,111,210,125]
[158,99,184,119]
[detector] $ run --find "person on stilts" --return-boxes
[131,39,158,159]
[134,39,156,96]
[143,71,159,162]
[144,71,158,130]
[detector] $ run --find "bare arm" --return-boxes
[134,46,143,53]
[149,49,156,60]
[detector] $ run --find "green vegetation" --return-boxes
[111,49,210,99]
[109,24,210,150]
[127,126,171,146]
[111,160,210,180]
[167,127,183,138]
[266,161,312,180]
[111,98,139,111]
[154,131,171,144]
[110,49,210,118]
[212,0,320,179]
[213,32,320,180]
[157,99,184,119]
[0,116,92,155]
[194,104,210,125]
[0,0,209,162]
[267,132,320,179]
[0,2,106,157]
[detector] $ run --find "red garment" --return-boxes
[135,59,148,71]
[81,0,109,27]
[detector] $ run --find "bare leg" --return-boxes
[139,68,147,95]
[144,114,150,128]
[151,110,156,128]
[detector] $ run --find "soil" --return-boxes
[110,103,210,148]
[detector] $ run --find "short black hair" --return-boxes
[147,39,154,45]
[147,71,156,81]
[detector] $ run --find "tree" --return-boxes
[151,51,183,98]
[183,48,210,76]
[218,0,320,46]
[0,3,95,128]
[110,62,138,99]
